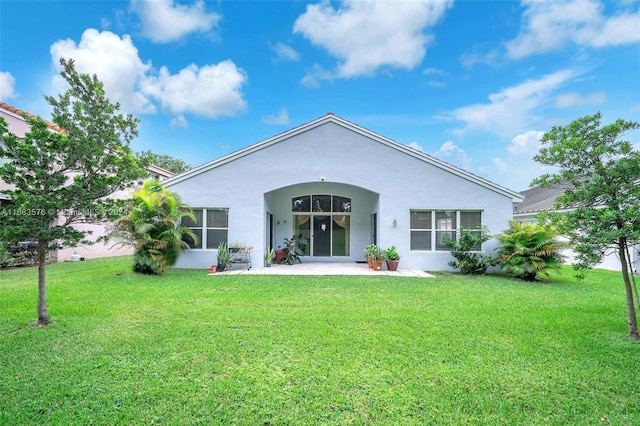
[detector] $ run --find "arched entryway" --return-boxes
[265,182,379,261]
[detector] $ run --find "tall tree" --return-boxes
[136,150,191,174]
[0,58,146,326]
[533,112,640,339]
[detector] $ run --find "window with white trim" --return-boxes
[410,210,482,251]
[182,208,228,249]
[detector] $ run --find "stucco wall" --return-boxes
[168,121,516,270]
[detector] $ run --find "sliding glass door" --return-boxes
[292,194,351,257]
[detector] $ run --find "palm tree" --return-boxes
[113,180,197,274]
[496,221,566,281]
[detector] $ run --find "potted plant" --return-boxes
[371,246,384,271]
[364,244,378,268]
[265,247,275,267]
[274,246,287,263]
[383,245,401,271]
[217,241,230,272]
[281,234,308,265]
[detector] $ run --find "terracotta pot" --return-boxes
[275,249,287,263]
[367,257,373,268]
[208,265,217,274]
[372,260,383,271]
[386,260,399,271]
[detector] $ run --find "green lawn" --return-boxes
[1,257,638,425]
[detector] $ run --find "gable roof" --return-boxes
[0,102,66,134]
[165,113,524,202]
[513,184,571,215]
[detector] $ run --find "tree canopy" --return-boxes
[136,150,191,174]
[0,58,147,326]
[533,112,640,339]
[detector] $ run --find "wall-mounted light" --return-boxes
[318,176,327,182]
[321,223,327,231]
[393,219,398,227]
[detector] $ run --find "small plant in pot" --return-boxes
[383,246,401,271]
[371,246,384,271]
[217,241,231,272]
[364,244,378,268]
[265,247,275,267]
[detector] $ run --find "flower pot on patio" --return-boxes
[372,259,383,271]
[386,260,399,271]
[275,249,287,263]
[208,265,217,274]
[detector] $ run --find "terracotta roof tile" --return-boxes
[0,101,66,134]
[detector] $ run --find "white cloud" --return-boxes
[0,71,17,100]
[300,64,333,88]
[506,0,640,59]
[433,141,472,169]
[493,158,507,172]
[423,67,445,76]
[294,0,453,81]
[129,0,220,43]
[460,47,500,69]
[51,29,156,114]
[262,107,290,125]
[449,69,577,137]
[554,91,606,108]
[50,29,247,123]
[407,141,424,152]
[507,130,544,155]
[426,80,446,88]
[170,114,188,129]
[150,61,247,119]
[269,42,300,62]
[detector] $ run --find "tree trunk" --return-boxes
[37,242,51,326]
[618,239,639,339]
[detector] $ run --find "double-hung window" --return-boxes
[410,210,482,251]
[182,208,228,249]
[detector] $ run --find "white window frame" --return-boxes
[183,207,229,250]
[410,210,483,252]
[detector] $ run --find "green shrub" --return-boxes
[111,180,197,275]
[496,221,566,281]
[443,227,496,274]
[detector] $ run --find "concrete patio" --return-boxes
[217,262,433,277]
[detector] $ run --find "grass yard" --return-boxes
[1,257,638,425]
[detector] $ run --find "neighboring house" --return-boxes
[0,102,175,262]
[0,102,67,207]
[514,184,639,272]
[165,113,524,270]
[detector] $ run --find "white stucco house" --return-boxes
[166,113,524,271]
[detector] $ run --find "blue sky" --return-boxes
[1,0,639,191]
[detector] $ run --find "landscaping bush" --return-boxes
[111,180,197,275]
[496,221,566,281]
[443,227,496,274]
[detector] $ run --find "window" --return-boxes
[410,210,483,251]
[182,208,228,249]
[435,211,456,251]
[410,211,432,250]
[291,195,351,213]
